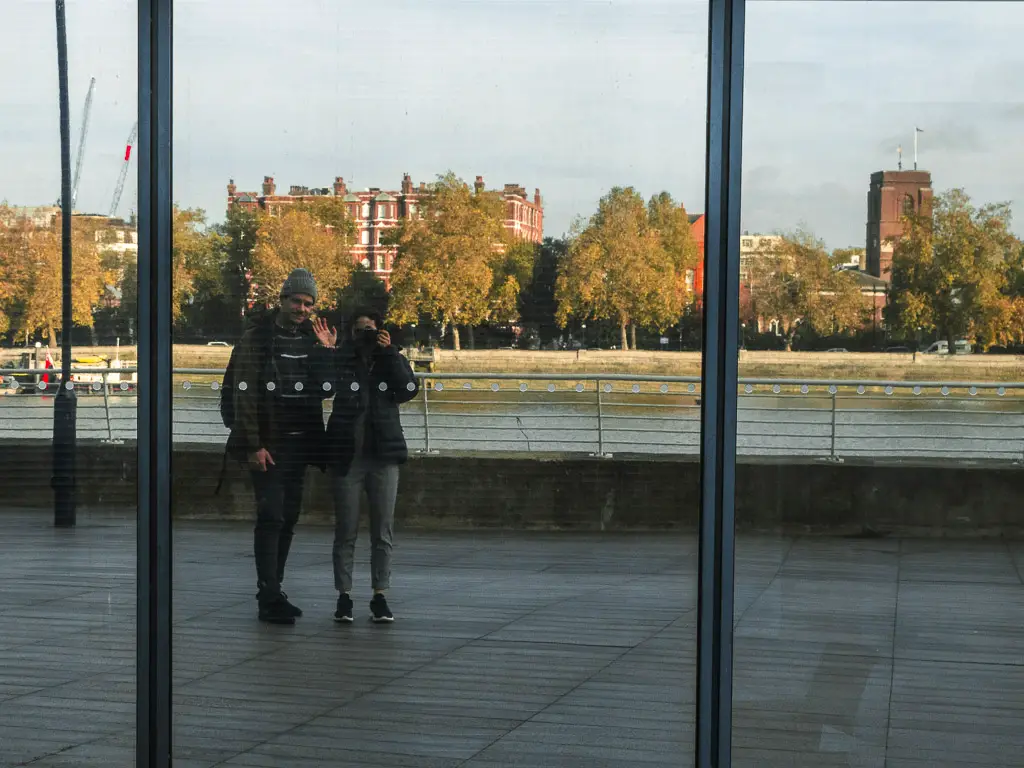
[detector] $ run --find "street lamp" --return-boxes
[581,323,587,349]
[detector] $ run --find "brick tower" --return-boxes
[865,170,933,280]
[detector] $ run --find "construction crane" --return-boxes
[108,121,138,219]
[69,77,96,210]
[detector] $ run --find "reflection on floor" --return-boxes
[0,511,1021,767]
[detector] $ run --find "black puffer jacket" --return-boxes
[325,341,420,473]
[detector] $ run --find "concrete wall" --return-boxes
[3,441,1021,536]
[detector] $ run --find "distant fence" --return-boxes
[2,368,1023,463]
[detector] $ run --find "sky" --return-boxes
[3,0,1024,249]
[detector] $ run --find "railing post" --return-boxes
[421,381,431,453]
[596,379,605,457]
[829,390,839,462]
[102,370,115,442]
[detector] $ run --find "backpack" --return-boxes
[214,320,274,493]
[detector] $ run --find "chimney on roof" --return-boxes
[534,188,541,206]
[227,179,237,198]
[419,182,426,192]
[474,176,485,194]
[402,173,413,194]
[262,176,276,197]
[334,176,347,196]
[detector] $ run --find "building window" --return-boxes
[376,254,386,272]
[685,269,695,292]
[361,230,369,245]
[362,203,370,218]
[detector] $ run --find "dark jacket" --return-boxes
[229,310,329,465]
[326,340,420,473]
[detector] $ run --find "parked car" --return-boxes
[825,348,849,353]
[921,340,972,355]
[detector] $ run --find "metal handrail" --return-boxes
[3,366,1023,462]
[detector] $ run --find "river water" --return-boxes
[2,389,1021,462]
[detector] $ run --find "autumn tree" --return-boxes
[555,188,697,350]
[0,213,105,346]
[388,173,518,350]
[747,230,865,351]
[249,205,354,309]
[887,188,1024,350]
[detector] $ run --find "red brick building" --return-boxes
[866,170,933,280]
[687,213,705,308]
[227,174,543,285]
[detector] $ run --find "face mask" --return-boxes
[356,328,378,350]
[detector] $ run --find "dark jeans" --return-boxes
[250,433,311,602]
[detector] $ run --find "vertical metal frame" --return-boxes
[697,0,745,764]
[137,0,174,765]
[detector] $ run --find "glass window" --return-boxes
[734,3,1024,766]
[0,2,139,763]
[172,1,707,764]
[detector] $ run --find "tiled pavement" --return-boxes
[0,510,1022,767]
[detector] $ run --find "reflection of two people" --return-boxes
[230,268,418,626]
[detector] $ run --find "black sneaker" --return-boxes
[334,593,354,623]
[280,592,303,618]
[258,597,296,625]
[370,594,394,623]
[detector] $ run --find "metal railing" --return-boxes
[2,367,1023,462]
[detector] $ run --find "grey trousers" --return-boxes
[331,458,399,594]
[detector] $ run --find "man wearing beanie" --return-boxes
[230,267,328,624]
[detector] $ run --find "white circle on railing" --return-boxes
[969,386,978,396]
[772,384,781,394]
[463,382,472,390]
[998,387,1006,397]
[351,381,361,392]
[324,382,333,392]
[884,386,894,396]
[604,383,613,393]
[913,386,921,395]
[576,383,586,393]
[8,380,17,390]
[744,384,753,394]
[38,381,47,391]
[266,381,276,392]
[295,381,304,392]
[659,384,669,394]
[379,382,388,392]
[688,383,696,393]
[211,381,220,391]
[632,384,641,394]
[519,383,528,392]
[120,382,129,391]
[941,386,950,396]
[800,385,809,394]
[238,381,248,391]
[406,382,415,392]
[491,383,499,392]
[433,382,443,391]
[856,385,865,395]
[182,381,192,390]
[547,384,556,393]
[92,382,102,392]
[65,381,75,391]
[828,385,838,395]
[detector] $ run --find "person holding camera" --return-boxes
[313,308,419,623]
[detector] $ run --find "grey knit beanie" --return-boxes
[280,268,318,302]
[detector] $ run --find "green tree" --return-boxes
[748,230,865,351]
[215,204,260,328]
[336,264,389,321]
[520,237,568,345]
[388,173,512,350]
[887,188,1023,351]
